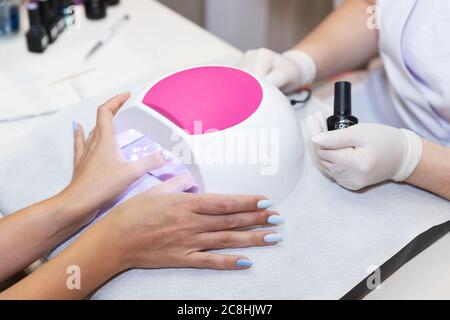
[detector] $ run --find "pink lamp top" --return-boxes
[142,66,263,135]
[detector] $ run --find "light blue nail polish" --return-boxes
[257,199,273,209]
[264,234,284,243]
[72,121,77,132]
[236,259,253,268]
[267,215,285,225]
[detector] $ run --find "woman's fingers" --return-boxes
[97,92,131,134]
[128,151,167,176]
[316,148,354,167]
[147,174,197,195]
[192,194,271,215]
[185,252,253,270]
[196,210,281,232]
[102,92,131,114]
[86,127,96,145]
[307,111,327,138]
[252,48,275,77]
[317,159,334,173]
[73,122,85,169]
[194,231,282,251]
[312,126,362,149]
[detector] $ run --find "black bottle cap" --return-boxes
[334,81,352,116]
[327,81,358,131]
[27,2,42,28]
[26,3,49,53]
[85,0,107,20]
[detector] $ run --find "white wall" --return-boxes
[159,0,333,52]
[158,0,204,25]
[204,0,270,51]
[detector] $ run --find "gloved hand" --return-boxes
[238,48,316,93]
[307,112,423,191]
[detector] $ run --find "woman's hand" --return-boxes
[238,48,316,93]
[1,190,283,300]
[307,112,423,191]
[97,190,284,271]
[60,93,168,221]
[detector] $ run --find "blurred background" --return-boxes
[160,0,333,51]
[0,0,336,147]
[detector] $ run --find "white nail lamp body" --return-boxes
[114,66,304,203]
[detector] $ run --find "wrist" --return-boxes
[52,188,97,232]
[92,211,132,273]
[282,49,317,86]
[392,129,423,182]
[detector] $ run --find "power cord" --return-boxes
[290,88,312,106]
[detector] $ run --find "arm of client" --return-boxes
[0,93,166,283]
[307,112,450,200]
[0,93,282,299]
[1,192,279,300]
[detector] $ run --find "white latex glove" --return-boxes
[307,112,423,191]
[238,48,316,93]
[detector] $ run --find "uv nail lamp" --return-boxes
[114,66,304,203]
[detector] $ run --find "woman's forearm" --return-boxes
[0,191,90,282]
[0,219,122,300]
[294,0,378,80]
[406,139,450,200]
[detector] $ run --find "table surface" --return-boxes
[0,0,240,151]
[0,0,449,300]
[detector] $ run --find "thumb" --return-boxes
[311,125,362,149]
[307,111,328,138]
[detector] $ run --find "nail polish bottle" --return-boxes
[50,0,67,34]
[9,1,20,33]
[60,0,74,14]
[26,2,49,53]
[0,0,20,36]
[84,0,107,20]
[327,81,359,131]
[38,0,59,43]
[60,0,74,24]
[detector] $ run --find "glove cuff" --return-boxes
[392,129,423,182]
[282,50,317,87]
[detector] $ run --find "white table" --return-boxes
[0,0,449,300]
[0,0,240,152]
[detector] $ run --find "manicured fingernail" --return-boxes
[236,259,253,268]
[264,234,284,243]
[267,215,285,225]
[72,121,78,132]
[257,199,273,209]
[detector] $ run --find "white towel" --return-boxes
[1,73,449,300]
